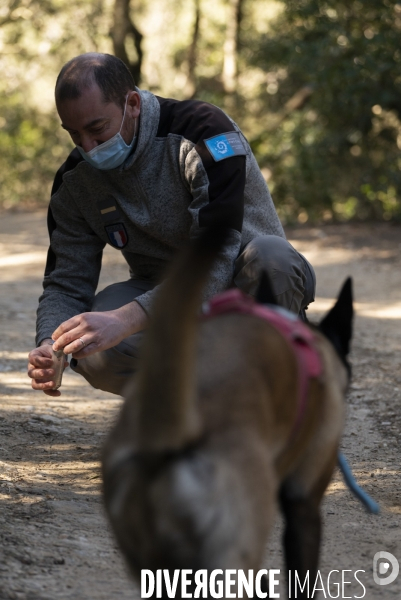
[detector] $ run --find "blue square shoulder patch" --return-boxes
[204,131,247,162]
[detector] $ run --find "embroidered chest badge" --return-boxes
[105,223,128,249]
[204,131,247,162]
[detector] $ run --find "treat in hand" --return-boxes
[52,346,67,390]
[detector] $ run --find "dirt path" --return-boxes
[0,212,400,599]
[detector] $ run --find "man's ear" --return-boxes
[319,277,353,360]
[127,90,140,119]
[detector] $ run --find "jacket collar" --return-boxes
[122,89,160,171]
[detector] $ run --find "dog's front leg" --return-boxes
[279,485,321,600]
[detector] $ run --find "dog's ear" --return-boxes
[256,270,277,305]
[319,277,353,360]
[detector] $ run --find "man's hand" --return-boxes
[27,339,68,397]
[51,301,148,358]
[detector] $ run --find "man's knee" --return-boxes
[234,235,315,313]
[71,333,144,396]
[240,235,303,273]
[73,278,152,394]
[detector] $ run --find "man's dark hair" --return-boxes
[55,53,135,110]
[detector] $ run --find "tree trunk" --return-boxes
[186,0,201,98]
[222,0,243,94]
[110,0,143,85]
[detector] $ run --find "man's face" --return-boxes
[57,83,140,153]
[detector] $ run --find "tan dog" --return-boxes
[102,228,353,599]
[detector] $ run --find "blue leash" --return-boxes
[338,452,380,514]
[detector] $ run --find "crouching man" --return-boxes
[28,52,315,397]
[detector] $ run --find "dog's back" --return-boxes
[102,228,352,590]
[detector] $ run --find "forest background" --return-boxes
[1,0,401,224]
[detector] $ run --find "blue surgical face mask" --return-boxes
[76,97,137,170]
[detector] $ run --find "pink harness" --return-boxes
[202,289,322,438]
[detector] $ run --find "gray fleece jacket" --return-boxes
[36,89,285,345]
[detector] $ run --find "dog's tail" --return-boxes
[135,225,229,453]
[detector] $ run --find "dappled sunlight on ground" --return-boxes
[0,251,48,268]
[310,298,401,319]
